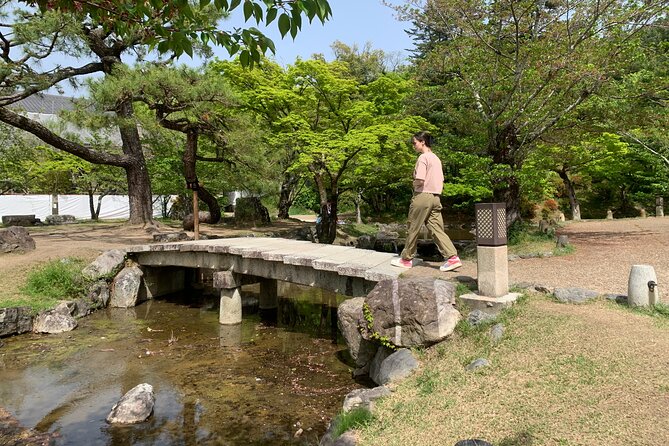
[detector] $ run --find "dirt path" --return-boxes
[407,217,669,296]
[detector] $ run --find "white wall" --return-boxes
[0,195,166,221]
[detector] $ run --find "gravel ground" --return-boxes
[406,217,669,296]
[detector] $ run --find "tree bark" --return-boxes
[277,173,301,219]
[493,176,522,227]
[317,198,338,244]
[115,99,155,226]
[87,190,98,220]
[312,171,339,244]
[182,130,220,224]
[558,168,581,221]
[491,126,523,226]
[355,190,362,224]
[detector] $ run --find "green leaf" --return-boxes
[200,0,211,7]
[291,9,302,31]
[243,1,253,21]
[157,39,170,53]
[230,0,242,10]
[265,37,276,54]
[182,39,194,58]
[240,49,250,67]
[265,7,277,25]
[253,3,263,23]
[278,13,290,38]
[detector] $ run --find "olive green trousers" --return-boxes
[400,192,457,260]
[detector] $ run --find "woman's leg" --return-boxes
[425,195,457,258]
[400,193,432,260]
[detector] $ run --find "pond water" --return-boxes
[0,283,360,445]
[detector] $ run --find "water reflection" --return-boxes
[0,283,357,445]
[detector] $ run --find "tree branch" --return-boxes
[0,106,130,166]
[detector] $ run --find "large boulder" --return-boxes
[33,311,77,334]
[337,297,378,369]
[363,278,461,348]
[0,226,36,253]
[182,211,214,231]
[110,265,145,308]
[106,383,155,424]
[370,348,419,386]
[0,307,33,336]
[82,249,126,280]
[44,214,76,225]
[1,215,38,226]
[87,281,111,308]
[234,197,270,226]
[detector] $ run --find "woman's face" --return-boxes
[412,138,425,152]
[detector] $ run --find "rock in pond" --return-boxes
[106,383,155,424]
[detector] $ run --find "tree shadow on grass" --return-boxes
[498,431,534,446]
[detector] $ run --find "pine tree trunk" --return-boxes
[355,190,362,224]
[182,130,220,224]
[312,172,339,244]
[493,178,522,227]
[117,99,155,226]
[125,161,155,225]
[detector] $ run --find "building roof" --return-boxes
[13,94,77,115]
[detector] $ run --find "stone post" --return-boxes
[220,288,242,325]
[657,197,664,217]
[606,209,613,219]
[51,194,59,215]
[628,265,660,307]
[214,270,243,325]
[219,321,243,346]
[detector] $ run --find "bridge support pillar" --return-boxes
[215,270,243,325]
[220,288,242,325]
[259,278,278,310]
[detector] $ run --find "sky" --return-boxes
[48,1,416,96]
[211,0,416,66]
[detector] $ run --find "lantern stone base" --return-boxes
[477,245,509,297]
[459,292,521,316]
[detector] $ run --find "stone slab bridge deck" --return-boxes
[125,237,402,325]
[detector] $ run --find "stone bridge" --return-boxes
[125,237,402,324]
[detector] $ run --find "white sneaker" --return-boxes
[390,258,413,268]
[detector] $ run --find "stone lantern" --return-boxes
[460,203,520,315]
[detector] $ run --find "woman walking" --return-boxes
[391,131,462,272]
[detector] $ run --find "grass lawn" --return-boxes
[354,294,669,445]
